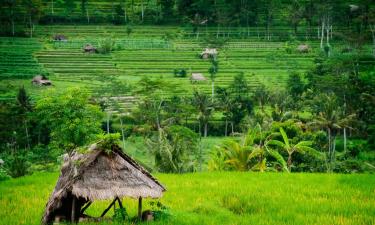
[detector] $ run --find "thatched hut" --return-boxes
[200,48,218,59]
[83,44,97,53]
[53,34,68,41]
[41,144,166,224]
[297,44,310,53]
[31,75,52,86]
[191,73,207,82]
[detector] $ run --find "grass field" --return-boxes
[0,172,374,225]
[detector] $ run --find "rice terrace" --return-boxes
[0,1,375,225]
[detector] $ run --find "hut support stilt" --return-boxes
[138,197,142,220]
[116,197,124,209]
[80,202,92,215]
[100,198,117,217]
[71,197,76,223]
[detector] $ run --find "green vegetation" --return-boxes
[0,172,374,225]
[0,1,374,224]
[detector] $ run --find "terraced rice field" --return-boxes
[0,25,344,108]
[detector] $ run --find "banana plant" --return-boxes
[268,127,321,171]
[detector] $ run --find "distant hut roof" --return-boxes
[349,4,359,12]
[83,44,96,53]
[53,34,67,41]
[297,44,310,53]
[191,73,207,81]
[200,48,218,56]
[41,144,165,225]
[32,75,52,86]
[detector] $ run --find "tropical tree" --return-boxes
[192,91,214,137]
[208,57,219,101]
[35,88,103,152]
[210,125,288,172]
[269,127,320,171]
[252,83,271,113]
[309,93,356,172]
[146,125,199,173]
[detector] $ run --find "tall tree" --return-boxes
[208,57,219,101]
[192,91,214,137]
[35,88,103,152]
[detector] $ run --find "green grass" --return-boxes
[0,172,374,225]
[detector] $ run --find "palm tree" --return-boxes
[212,125,288,172]
[192,91,214,137]
[309,93,356,172]
[208,58,219,102]
[269,127,321,171]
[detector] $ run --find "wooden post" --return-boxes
[101,198,117,217]
[71,197,76,223]
[80,202,92,215]
[138,197,142,220]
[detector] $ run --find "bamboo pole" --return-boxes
[138,197,142,220]
[71,197,76,223]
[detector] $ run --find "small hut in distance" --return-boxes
[32,75,52,86]
[83,44,97,53]
[200,48,218,59]
[191,73,207,82]
[42,144,166,224]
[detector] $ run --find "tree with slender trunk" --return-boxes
[16,86,32,151]
[208,58,219,102]
[309,93,356,172]
[192,91,214,137]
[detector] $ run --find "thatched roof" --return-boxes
[53,34,67,41]
[83,44,96,53]
[297,44,310,53]
[42,144,165,224]
[32,75,52,86]
[201,48,217,56]
[191,73,207,81]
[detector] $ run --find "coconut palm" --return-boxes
[309,93,356,172]
[192,91,214,137]
[211,125,288,172]
[208,58,219,102]
[268,127,321,171]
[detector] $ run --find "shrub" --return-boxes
[173,68,187,78]
[97,37,115,54]
[3,152,30,178]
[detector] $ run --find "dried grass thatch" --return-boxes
[297,44,310,53]
[200,48,218,59]
[191,73,207,81]
[32,75,52,86]
[83,44,97,53]
[41,144,165,224]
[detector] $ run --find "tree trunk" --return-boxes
[225,119,228,136]
[86,7,90,24]
[204,122,208,137]
[327,128,331,172]
[120,117,126,150]
[51,0,54,14]
[29,15,33,38]
[107,113,111,134]
[24,119,30,151]
[124,1,127,23]
[141,0,144,22]
[320,20,325,49]
[231,122,234,135]
[287,154,292,171]
[343,128,347,153]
